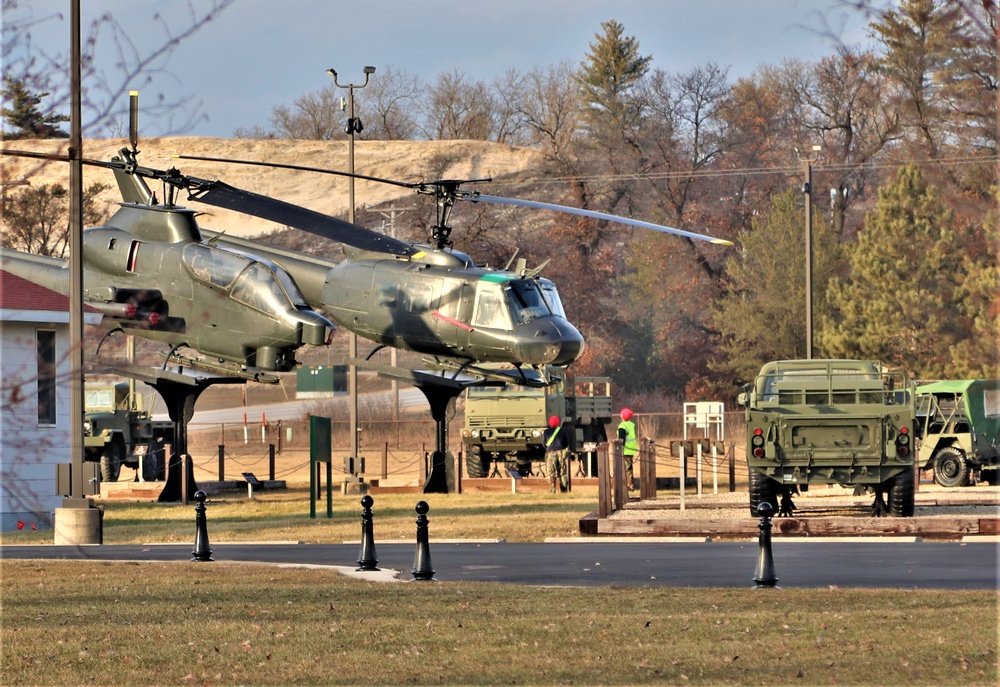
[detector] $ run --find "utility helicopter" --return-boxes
[174,153,734,383]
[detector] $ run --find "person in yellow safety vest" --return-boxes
[617,408,638,492]
[543,415,569,493]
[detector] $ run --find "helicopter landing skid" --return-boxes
[419,357,554,388]
[160,350,281,384]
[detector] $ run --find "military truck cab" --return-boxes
[461,368,612,478]
[739,360,916,517]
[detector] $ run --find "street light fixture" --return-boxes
[327,66,375,470]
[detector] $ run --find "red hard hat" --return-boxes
[620,408,633,421]
[548,415,560,429]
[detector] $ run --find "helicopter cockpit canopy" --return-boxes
[182,243,308,318]
[472,278,567,331]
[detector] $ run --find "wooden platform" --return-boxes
[581,512,997,539]
[580,487,999,540]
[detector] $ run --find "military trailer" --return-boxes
[738,359,915,517]
[461,369,612,478]
[914,379,1000,487]
[84,381,173,482]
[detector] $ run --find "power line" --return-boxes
[516,154,999,187]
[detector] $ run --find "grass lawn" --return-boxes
[2,489,997,685]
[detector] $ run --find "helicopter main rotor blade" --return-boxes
[175,154,418,190]
[190,181,418,257]
[469,194,734,246]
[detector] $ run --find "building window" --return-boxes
[36,329,56,425]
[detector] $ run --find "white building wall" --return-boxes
[0,320,71,531]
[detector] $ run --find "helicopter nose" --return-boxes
[513,317,585,366]
[293,309,335,346]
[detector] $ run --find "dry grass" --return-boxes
[2,560,996,686]
[0,489,598,545]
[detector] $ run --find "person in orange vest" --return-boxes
[617,408,638,492]
[543,415,569,493]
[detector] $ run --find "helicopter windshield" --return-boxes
[538,279,567,319]
[504,280,552,325]
[183,243,250,290]
[229,262,295,317]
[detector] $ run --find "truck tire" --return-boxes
[100,439,124,482]
[466,447,489,478]
[933,447,969,487]
[888,466,915,517]
[748,469,779,517]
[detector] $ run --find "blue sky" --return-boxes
[8,0,884,138]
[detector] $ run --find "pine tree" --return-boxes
[1,75,69,139]
[577,19,651,134]
[820,165,977,378]
[713,189,842,382]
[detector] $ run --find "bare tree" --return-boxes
[784,48,901,237]
[2,0,236,138]
[518,61,581,161]
[362,65,425,141]
[421,67,497,141]
[269,84,343,140]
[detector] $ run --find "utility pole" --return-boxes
[367,204,416,421]
[67,0,86,504]
[327,66,375,470]
[802,145,821,360]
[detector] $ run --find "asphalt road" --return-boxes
[2,541,996,589]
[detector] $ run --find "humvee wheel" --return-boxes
[748,469,779,517]
[933,447,969,487]
[888,467,915,517]
[141,445,162,482]
[100,439,124,482]
[466,447,489,478]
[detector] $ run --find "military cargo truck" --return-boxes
[738,359,915,517]
[914,379,1000,487]
[84,381,173,482]
[461,369,612,478]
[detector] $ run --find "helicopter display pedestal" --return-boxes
[352,359,502,494]
[88,358,246,504]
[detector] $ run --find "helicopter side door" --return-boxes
[395,273,442,350]
[467,280,515,361]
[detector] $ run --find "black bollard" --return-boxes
[191,490,214,562]
[753,501,779,588]
[356,495,380,571]
[411,500,436,581]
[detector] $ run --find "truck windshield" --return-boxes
[467,384,544,398]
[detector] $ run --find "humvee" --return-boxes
[739,359,916,517]
[914,379,999,487]
[84,381,173,482]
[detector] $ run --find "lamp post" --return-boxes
[327,66,375,469]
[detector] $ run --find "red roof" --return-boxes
[0,270,98,313]
[0,270,72,312]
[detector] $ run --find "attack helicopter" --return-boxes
[1,106,335,377]
[174,154,734,381]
